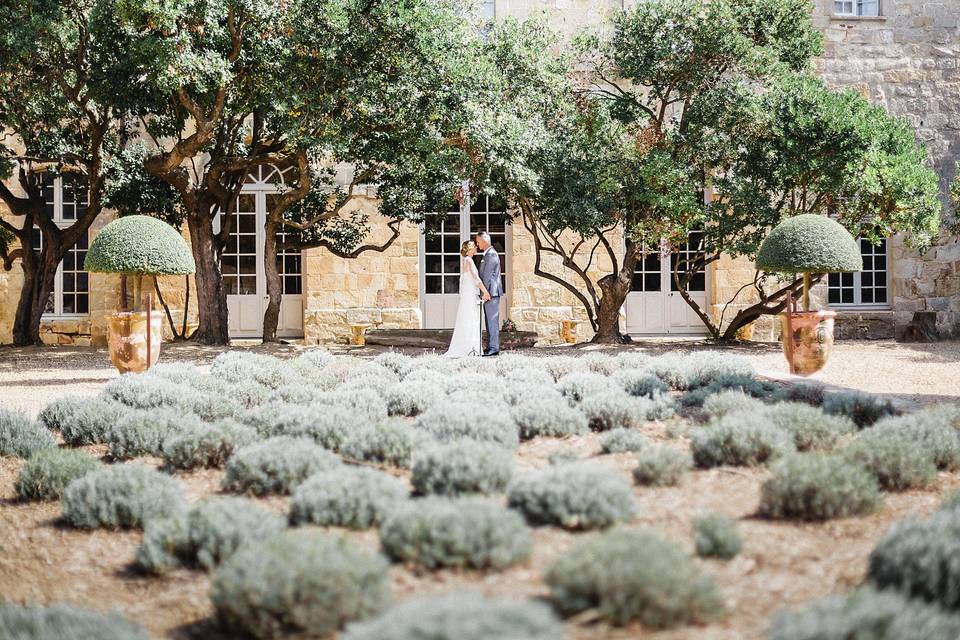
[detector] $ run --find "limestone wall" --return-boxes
[302,196,421,344]
[813,0,960,337]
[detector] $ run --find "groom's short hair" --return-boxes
[476,231,491,243]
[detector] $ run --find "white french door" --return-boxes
[219,165,303,339]
[625,230,709,335]
[420,189,509,329]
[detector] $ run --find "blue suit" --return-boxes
[478,246,502,353]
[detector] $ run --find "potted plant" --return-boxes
[755,214,862,376]
[84,215,195,373]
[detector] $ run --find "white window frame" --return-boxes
[827,236,890,310]
[833,0,881,17]
[35,174,90,318]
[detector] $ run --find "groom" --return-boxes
[475,231,501,357]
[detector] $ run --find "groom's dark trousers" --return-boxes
[484,296,500,353]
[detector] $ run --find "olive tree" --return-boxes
[512,0,939,342]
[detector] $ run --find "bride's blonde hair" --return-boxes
[460,240,476,257]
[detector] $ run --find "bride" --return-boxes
[444,240,490,358]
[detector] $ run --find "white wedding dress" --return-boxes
[444,257,483,358]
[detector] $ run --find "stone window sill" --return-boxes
[829,14,887,22]
[831,307,892,314]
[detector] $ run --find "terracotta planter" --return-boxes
[107,310,163,374]
[779,309,836,376]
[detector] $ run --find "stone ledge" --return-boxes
[834,309,894,340]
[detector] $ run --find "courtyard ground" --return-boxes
[1,339,958,640]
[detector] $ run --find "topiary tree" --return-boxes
[84,215,195,312]
[755,214,862,312]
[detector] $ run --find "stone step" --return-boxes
[364,329,537,349]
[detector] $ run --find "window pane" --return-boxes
[858,0,879,16]
[425,255,442,274]
[425,275,442,294]
[424,235,441,253]
[443,235,461,254]
[443,275,459,294]
[645,273,661,292]
[443,256,460,274]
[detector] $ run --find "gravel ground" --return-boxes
[1,339,957,417]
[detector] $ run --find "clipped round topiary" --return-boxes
[385,380,439,417]
[413,402,519,449]
[61,464,186,529]
[209,351,284,385]
[379,496,532,570]
[290,466,408,529]
[693,513,742,560]
[759,453,881,521]
[868,508,960,610]
[84,215,195,275]
[633,445,692,487]
[871,411,960,470]
[701,390,766,419]
[770,586,960,640]
[0,602,149,640]
[556,371,618,404]
[343,592,564,640]
[840,429,937,491]
[511,393,588,439]
[136,496,286,574]
[612,369,668,398]
[0,408,55,458]
[580,391,652,431]
[317,388,389,421]
[507,462,636,530]
[339,420,417,468]
[691,414,796,468]
[211,530,390,639]
[681,372,780,408]
[600,428,649,454]
[545,528,724,628]
[755,214,862,274]
[161,419,258,470]
[411,440,513,497]
[222,436,341,495]
[104,374,193,410]
[16,448,103,501]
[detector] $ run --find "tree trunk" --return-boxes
[590,248,638,344]
[12,244,59,347]
[186,212,230,345]
[261,218,282,343]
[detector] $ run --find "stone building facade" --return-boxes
[1,0,957,346]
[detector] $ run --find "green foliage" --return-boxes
[600,428,649,454]
[545,528,724,628]
[0,603,149,640]
[869,508,960,610]
[0,409,55,458]
[339,420,417,468]
[822,390,898,428]
[106,408,198,460]
[411,440,513,497]
[755,214,863,274]
[681,373,780,407]
[556,372,618,403]
[222,436,341,496]
[841,429,937,491]
[691,414,796,467]
[761,402,856,451]
[693,513,743,560]
[701,390,766,418]
[580,391,655,431]
[343,593,564,640]
[379,497,533,570]
[646,353,755,392]
[413,402,519,449]
[136,497,285,573]
[104,374,191,409]
[871,411,960,470]
[61,464,185,529]
[758,454,880,521]
[211,530,390,639]
[43,396,126,446]
[612,369,668,398]
[161,419,258,470]
[16,448,103,501]
[84,215,195,275]
[770,587,960,640]
[290,466,408,529]
[507,463,636,530]
[633,446,692,486]
[511,393,589,439]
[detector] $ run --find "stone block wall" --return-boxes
[302,196,421,344]
[813,0,960,338]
